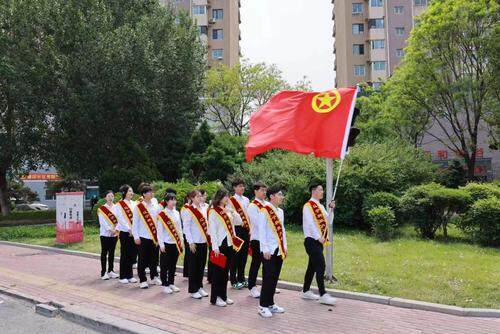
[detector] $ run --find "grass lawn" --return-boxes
[0,222,498,309]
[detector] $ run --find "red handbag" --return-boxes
[209,250,227,269]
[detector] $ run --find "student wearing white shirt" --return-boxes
[300,183,337,306]
[116,185,138,284]
[208,189,236,307]
[97,191,119,280]
[258,186,287,318]
[132,183,162,289]
[182,195,192,279]
[157,192,183,294]
[227,179,251,290]
[181,190,210,299]
[199,189,213,284]
[247,181,268,298]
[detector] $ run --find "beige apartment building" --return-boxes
[333,0,428,89]
[160,0,241,67]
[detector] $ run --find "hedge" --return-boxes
[459,197,500,247]
[367,206,397,241]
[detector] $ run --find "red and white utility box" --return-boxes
[56,192,84,244]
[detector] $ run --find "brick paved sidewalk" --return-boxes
[0,244,498,334]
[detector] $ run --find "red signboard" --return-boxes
[21,173,61,181]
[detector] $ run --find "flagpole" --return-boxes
[325,157,343,282]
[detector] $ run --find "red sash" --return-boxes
[211,207,244,252]
[136,202,158,244]
[306,200,329,244]
[263,205,286,259]
[158,211,183,253]
[117,200,133,227]
[229,196,250,230]
[185,204,210,243]
[98,205,118,228]
[252,199,264,210]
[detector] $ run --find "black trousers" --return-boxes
[119,232,135,279]
[137,237,159,283]
[230,226,250,285]
[302,237,326,296]
[100,236,117,276]
[207,244,213,283]
[160,243,180,286]
[248,240,262,290]
[210,239,233,304]
[182,234,189,277]
[152,244,159,269]
[188,242,207,293]
[259,248,283,308]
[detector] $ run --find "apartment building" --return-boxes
[160,0,241,67]
[333,0,428,88]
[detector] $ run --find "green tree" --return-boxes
[181,121,215,181]
[385,0,500,180]
[199,134,246,182]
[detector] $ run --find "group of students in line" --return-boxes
[97,179,337,318]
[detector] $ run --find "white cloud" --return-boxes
[240,0,335,91]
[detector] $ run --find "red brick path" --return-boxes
[0,244,498,334]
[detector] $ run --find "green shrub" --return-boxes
[459,197,500,247]
[367,206,397,241]
[460,182,500,202]
[362,192,400,224]
[0,210,93,222]
[400,183,471,239]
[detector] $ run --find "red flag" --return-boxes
[245,87,358,161]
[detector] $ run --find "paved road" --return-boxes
[0,293,98,334]
[0,243,498,334]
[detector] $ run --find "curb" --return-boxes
[1,240,499,318]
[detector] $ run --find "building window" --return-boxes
[395,27,405,36]
[368,19,384,29]
[199,26,208,36]
[212,29,223,40]
[394,6,404,14]
[354,65,365,76]
[396,49,404,57]
[370,39,385,49]
[353,44,365,55]
[372,82,383,91]
[352,3,363,14]
[212,9,223,20]
[437,150,448,160]
[370,0,383,7]
[372,61,386,71]
[212,49,223,60]
[192,5,206,15]
[352,23,364,35]
[414,0,427,6]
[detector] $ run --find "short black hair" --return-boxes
[267,186,282,197]
[105,190,114,196]
[309,182,323,193]
[165,187,177,195]
[211,188,229,207]
[139,183,153,195]
[119,184,132,199]
[199,189,207,195]
[231,178,245,188]
[164,193,177,203]
[253,181,268,192]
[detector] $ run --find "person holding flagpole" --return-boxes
[116,185,138,284]
[97,190,119,280]
[258,186,287,318]
[300,183,337,306]
[227,179,250,290]
[132,183,162,289]
[157,192,183,294]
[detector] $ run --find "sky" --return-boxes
[240,0,335,92]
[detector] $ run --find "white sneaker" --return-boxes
[226,298,234,305]
[139,282,149,289]
[132,263,138,269]
[301,290,320,300]
[258,307,272,318]
[269,304,285,314]
[191,292,202,299]
[163,286,173,294]
[119,278,129,284]
[128,278,138,283]
[275,288,281,294]
[101,273,110,280]
[319,293,337,306]
[249,287,260,298]
[151,277,162,286]
[108,271,119,279]
[145,267,150,274]
[215,297,227,307]
[198,288,209,297]
[169,284,180,292]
